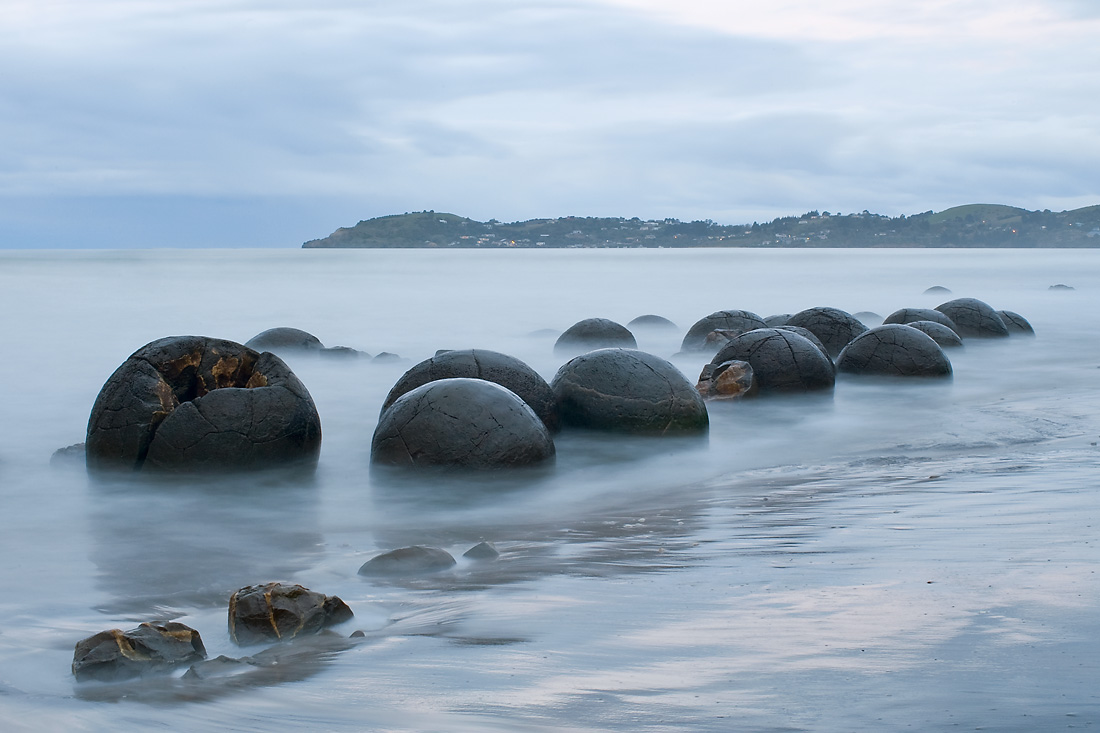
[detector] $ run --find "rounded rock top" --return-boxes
[551,348,708,434]
[784,307,868,358]
[627,314,678,331]
[903,320,964,348]
[935,298,1010,338]
[245,327,324,353]
[380,349,558,431]
[837,324,952,378]
[680,310,768,353]
[883,308,961,335]
[997,310,1035,335]
[371,378,555,470]
[554,318,637,355]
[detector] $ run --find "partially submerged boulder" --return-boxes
[903,320,964,348]
[551,349,708,434]
[627,314,678,332]
[764,314,792,327]
[711,328,835,394]
[358,546,457,576]
[997,310,1035,335]
[73,622,206,681]
[883,308,961,335]
[228,582,353,645]
[696,359,757,400]
[380,349,558,431]
[245,327,324,353]
[935,298,1010,338]
[554,318,636,355]
[372,378,555,469]
[837,324,952,378]
[774,325,833,365]
[784,307,868,358]
[86,336,322,473]
[680,310,767,353]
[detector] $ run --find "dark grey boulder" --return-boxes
[463,541,500,560]
[837,324,952,378]
[228,582,353,645]
[371,378,555,469]
[924,286,952,295]
[903,321,964,348]
[372,352,404,364]
[320,346,369,359]
[628,314,678,331]
[245,327,324,353]
[73,622,206,681]
[997,310,1035,335]
[359,546,457,575]
[86,336,322,473]
[380,349,558,432]
[696,359,757,400]
[711,328,835,394]
[785,307,868,358]
[554,318,637,355]
[882,307,961,335]
[680,310,768,353]
[935,298,1010,338]
[764,314,792,327]
[774,325,833,365]
[551,349,708,434]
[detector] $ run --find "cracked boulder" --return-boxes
[680,310,768,353]
[554,318,637,355]
[86,336,322,472]
[837,324,953,378]
[935,298,1010,338]
[228,582,354,645]
[997,310,1035,335]
[551,348,708,434]
[883,307,961,336]
[774,325,833,366]
[372,378,555,469]
[784,307,868,358]
[903,320,964,348]
[710,328,835,394]
[380,349,559,432]
[72,622,206,681]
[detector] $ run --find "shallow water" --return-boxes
[0,248,1098,731]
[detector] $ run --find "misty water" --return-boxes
[0,247,1097,731]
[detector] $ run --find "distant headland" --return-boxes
[303,203,1100,249]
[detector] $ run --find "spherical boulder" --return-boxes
[380,349,558,431]
[680,310,768,353]
[551,349,708,434]
[997,310,1035,335]
[371,378,555,469]
[764,313,792,327]
[245,327,324,353]
[785,307,868,358]
[554,318,637,355]
[837,324,952,378]
[883,307,961,335]
[711,328,835,393]
[935,298,1010,338]
[853,311,883,326]
[628,314,678,332]
[774,325,833,365]
[86,336,322,473]
[903,320,964,348]
[924,285,952,295]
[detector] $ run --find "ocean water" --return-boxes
[0,247,1097,731]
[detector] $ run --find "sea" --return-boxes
[0,247,1097,731]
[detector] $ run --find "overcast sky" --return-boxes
[2,0,1099,247]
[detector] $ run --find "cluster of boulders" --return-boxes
[72,582,353,681]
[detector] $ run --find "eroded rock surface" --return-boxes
[380,349,558,431]
[228,582,353,645]
[837,324,952,377]
[711,328,835,394]
[73,622,206,681]
[551,348,708,434]
[372,378,555,469]
[935,298,1010,338]
[680,310,767,353]
[785,307,868,358]
[554,318,637,355]
[86,336,322,472]
[696,359,757,400]
[997,310,1035,335]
